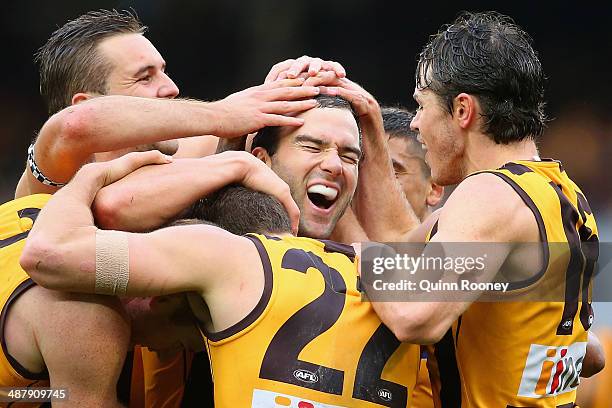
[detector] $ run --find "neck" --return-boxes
[463,134,539,175]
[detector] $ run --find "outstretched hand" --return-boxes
[213,78,320,139]
[221,151,300,235]
[98,151,174,188]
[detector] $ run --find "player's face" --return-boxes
[270,108,361,239]
[388,137,431,221]
[411,86,465,186]
[95,33,180,157]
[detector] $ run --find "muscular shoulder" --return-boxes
[436,172,538,243]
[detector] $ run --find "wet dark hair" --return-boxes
[251,94,361,156]
[416,11,546,143]
[186,185,291,236]
[381,106,430,178]
[36,9,146,115]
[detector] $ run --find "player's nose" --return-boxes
[158,72,179,98]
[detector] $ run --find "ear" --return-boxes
[426,182,444,207]
[251,147,272,167]
[71,92,92,106]
[452,93,478,130]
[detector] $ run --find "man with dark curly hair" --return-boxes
[362,12,601,407]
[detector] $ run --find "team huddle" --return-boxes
[0,9,604,408]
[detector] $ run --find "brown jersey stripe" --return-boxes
[482,171,549,290]
[0,279,49,381]
[434,329,461,407]
[204,234,274,342]
[549,182,584,336]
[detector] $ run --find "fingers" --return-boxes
[264,99,318,115]
[238,154,301,235]
[321,60,346,78]
[307,58,323,76]
[260,113,305,128]
[285,55,313,79]
[269,181,300,236]
[260,77,306,90]
[286,197,301,236]
[264,58,295,83]
[274,56,346,81]
[263,84,320,101]
[243,162,301,235]
[303,71,342,87]
[320,86,373,116]
[103,151,172,186]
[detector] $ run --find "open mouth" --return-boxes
[307,184,338,210]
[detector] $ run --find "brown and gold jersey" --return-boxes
[0,194,51,392]
[203,234,421,407]
[427,160,598,407]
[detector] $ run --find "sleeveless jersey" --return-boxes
[0,194,51,390]
[427,160,598,407]
[203,234,421,407]
[410,350,434,408]
[138,347,193,408]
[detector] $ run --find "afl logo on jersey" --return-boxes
[293,369,318,384]
[377,388,392,402]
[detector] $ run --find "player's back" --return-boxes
[429,160,598,407]
[204,234,420,407]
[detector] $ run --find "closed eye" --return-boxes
[341,154,359,165]
[303,144,321,152]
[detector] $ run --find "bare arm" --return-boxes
[93,151,299,233]
[19,78,320,196]
[582,331,606,378]
[32,290,130,408]
[174,135,219,158]
[365,174,534,343]
[20,151,260,298]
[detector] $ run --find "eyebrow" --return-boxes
[133,62,166,77]
[295,134,362,158]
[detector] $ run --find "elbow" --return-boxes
[54,103,95,143]
[19,237,61,290]
[582,334,606,378]
[93,189,128,229]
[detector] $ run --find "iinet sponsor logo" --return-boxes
[517,342,586,398]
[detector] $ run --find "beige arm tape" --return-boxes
[95,230,130,296]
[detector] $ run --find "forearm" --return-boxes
[370,300,460,344]
[59,96,221,152]
[94,154,247,231]
[174,135,220,158]
[20,168,101,292]
[354,130,420,242]
[35,96,221,181]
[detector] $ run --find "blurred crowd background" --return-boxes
[1,0,611,364]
